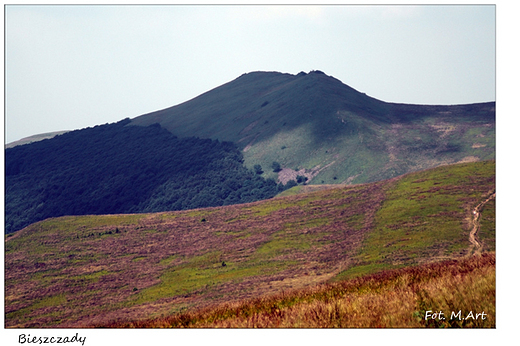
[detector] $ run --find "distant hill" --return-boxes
[132,70,495,184]
[5,160,495,327]
[5,130,69,149]
[5,119,287,234]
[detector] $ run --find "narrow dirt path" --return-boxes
[468,190,495,256]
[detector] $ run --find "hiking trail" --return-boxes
[468,190,495,256]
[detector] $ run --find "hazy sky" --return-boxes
[5,4,497,143]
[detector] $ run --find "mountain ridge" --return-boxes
[131,70,495,185]
[131,70,392,142]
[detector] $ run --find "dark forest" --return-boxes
[5,119,291,234]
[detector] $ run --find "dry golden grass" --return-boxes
[103,253,494,328]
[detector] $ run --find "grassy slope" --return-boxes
[334,159,495,280]
[5,161,495,328]
[107,253,494,328]
[131,71,495,185]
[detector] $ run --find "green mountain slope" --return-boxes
[131,70,495,184]
[5,160,495,328]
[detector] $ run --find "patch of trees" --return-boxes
[5,119,290,234]
[271,161,281,173]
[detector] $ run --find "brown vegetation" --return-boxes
[101,253,495,328]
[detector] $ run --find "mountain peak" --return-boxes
[131,70,494,186]
[235,69,338,84]
[131,69,377,140]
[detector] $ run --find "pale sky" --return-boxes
[4,4,497,143]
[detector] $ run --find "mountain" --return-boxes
[131,70,495,184]
[4,71,495,233]
[5,160,495,327]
